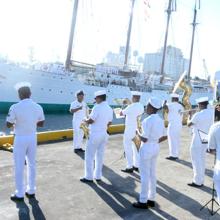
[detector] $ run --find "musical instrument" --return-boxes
[80,122,89,139]
[173,71,192,125]
[164,71,192,126]
[0,143,13,152]
[79,105,90,139]
[132,115,142,151]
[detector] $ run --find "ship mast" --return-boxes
[65,0,79,70]
[160,0,176,83]
[123,0,135,70]
[187,0,200,80]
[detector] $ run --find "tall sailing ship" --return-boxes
[0,0,213,113]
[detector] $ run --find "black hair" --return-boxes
[77,90,84,96]
[199,101,209,108]
[149,103,158,113]
[97,94,106,101]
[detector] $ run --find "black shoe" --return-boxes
[25,192,35,199]
[187,182,203,188]
[95,179,102,182]
[132,201,148,209]
[147,200,155,208]
[10,194,24,202]
[166,156,178,161]
[74,148,85,153]
[121,168,133,173]
[80,178,93,183]
[133,166,139,172]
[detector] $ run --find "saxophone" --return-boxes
[79,105,90,139]
[80,122,89,139]
[132,115,142,151]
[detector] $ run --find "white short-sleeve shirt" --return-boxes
[70,100,87,123]
[6,99,45,136]
[208,122,220,177]
[190,108,214,135]
[122,102,144,128]
[142,114,166,143]
[89,101,113,133]
[167,102,184,125]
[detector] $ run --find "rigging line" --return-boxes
[170,16,176,48]
[169,16,178,69]
[194,29,204,77]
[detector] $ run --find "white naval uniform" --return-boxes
[122,102,144,169]
[139,114,166,203]
[85,101,113,180]
[70,100,87,149]
[208,122,220,204]
[6,99,45,198]
[189,108,214,185]
[167,102,184,158]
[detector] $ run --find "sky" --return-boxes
[0,0,220,78]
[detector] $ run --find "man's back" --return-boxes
[168,102,184,124]
[7,99,45,136]
[90,102,113,133]
[123,103,144,128]
[191,108,214,134]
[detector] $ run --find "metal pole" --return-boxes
[124,0,135,69]
[160,0,173,83]
[187,7,197,80]
[65,0,79,70]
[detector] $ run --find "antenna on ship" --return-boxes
[160,0,177,83]
[187,0,200,81]
[123,0,136,70]
[65,0,79,70]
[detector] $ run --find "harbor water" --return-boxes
[0,113,126,135]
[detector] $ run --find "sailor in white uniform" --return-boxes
[6,82,45,201]
[188,97,214,187]
[208,121,220,204]
[133,97,167,209]
[70,90,87,153]
[80,90,113,182]
[164,93,184,160]
[120,91,144,173]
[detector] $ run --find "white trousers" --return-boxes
[85,132,108,180]
[123,128,139,169]
[13,135,37,198]
[73,121,84,149]
[190,137,207,185]
[214,175,220,204]
[139,143,159,203]
[167,123,182,157]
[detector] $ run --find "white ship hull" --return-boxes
[0,62,213,113]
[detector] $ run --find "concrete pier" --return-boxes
[0,127,219,220]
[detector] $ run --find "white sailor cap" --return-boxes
[14,82,31,91]
[75,90,84,97]
[94,90,106,97]
[170,93,179,98]
[148,97,162,109]
[196,97,209,104]
[131,91,142,96]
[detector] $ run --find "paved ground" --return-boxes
[1,127,220,220]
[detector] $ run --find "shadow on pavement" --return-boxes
[28,198,46,220]
[157,180,220,219]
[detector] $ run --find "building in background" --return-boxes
[143,46,189,80]
[103,46,131,66]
